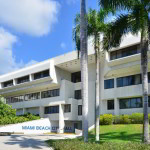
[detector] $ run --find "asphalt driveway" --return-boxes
[0,134,77,150]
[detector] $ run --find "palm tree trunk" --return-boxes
[141,32,149,143]
[95,50,100,141]
[80,0,88,142]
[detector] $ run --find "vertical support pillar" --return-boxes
[114,77,119,115]
[59,104,65,133]
[13,79,17,86]
[114,98,119,115]
[39,106,44,118]
[30,74,34,81]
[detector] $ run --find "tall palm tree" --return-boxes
[80,0,89,142]
[73,8,111,141]
[100,0,150,143]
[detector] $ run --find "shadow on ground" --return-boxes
[4,135,49,149]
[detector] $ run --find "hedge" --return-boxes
[100,113,150,125]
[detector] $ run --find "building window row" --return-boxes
[3,80,13,88]
[1,69,50,88]
[45,106,59,114]
[17,75,29,84]
[6,96,24,104]
[41,89,59,99]
[119,97,142,109]
[24,92,40,101]
[117,74,141,87]
[107,97,144,110]
[104,73,150,89]
[6,89,59,104]
[34,70,49,80]
[110,44,140,61]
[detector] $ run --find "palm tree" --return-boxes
[100,0,150,143]
[80,0,89,142]
[73,8,111,141]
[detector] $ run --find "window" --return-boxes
[75,90,82,99]
[104,79,114,89]
[64,104,71,113]
[41,89,59,98]
[17,75,29,84]
[3,80,13,88]
[78,105,82,116]
[117,74,141,87]
[25,92,40,101]
[44,106,59,114]
[148,97,150,107]
[110,44,140,60]
[34,70,49,80]
[6,95,24,104]
[107,100,114,110]
[119,97,142,109]
[71,71,81,83]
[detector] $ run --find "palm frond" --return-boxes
[99,0,140,11]
[102,14,136,50]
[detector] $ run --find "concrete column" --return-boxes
[114,77,119,115]
[114,98,119,115]
[39,106,44,118]
[23,108,27,115]
[59,104,65,133]
[30,74,33,81]
[13,79,17,86]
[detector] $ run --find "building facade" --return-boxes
[0,34,149,133]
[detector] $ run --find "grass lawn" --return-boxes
[47,124,150,150]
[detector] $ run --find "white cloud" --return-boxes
[60,42,66,49]
[0,27,37,75]
[0,0,60,36]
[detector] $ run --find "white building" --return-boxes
[0,34,149,133]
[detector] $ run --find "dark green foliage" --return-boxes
[0,101,16,118]
[0,101,40,125]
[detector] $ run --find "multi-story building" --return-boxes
[0,34,148,133]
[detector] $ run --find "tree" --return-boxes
[73,8,111,141]
[80,0,89,142]
[0,97,16,118]
[100,0,150,143]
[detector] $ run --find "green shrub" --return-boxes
[113,115,121,124]
[119,115,131,124]
[129,113,143,124]
[102,114,113,125]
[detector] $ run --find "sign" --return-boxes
[0,118,73,134]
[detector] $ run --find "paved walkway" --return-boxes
[0,134,78,150]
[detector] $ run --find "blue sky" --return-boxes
[0,0,98,75]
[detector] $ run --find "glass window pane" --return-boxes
[130,98,136,108]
